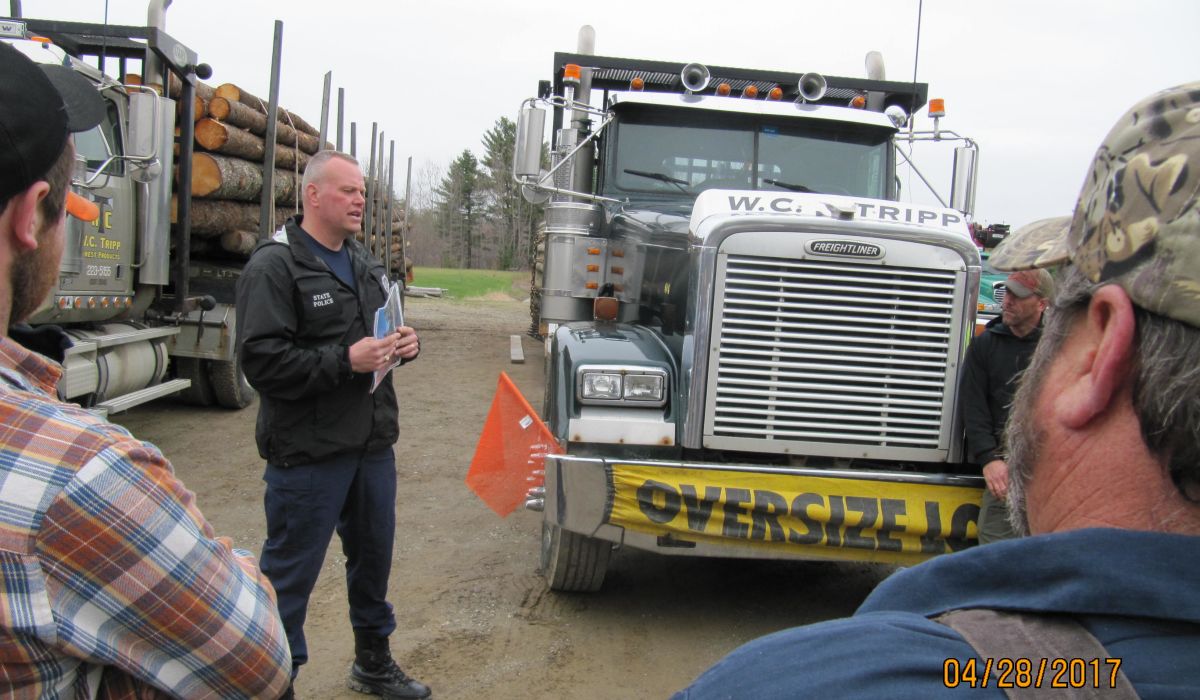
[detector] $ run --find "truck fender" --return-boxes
[546,322,677,444]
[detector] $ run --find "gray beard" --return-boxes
[1004,336,1058,537]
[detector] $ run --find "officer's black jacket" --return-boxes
[236,216,408,466]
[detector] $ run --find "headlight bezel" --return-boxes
[576,365,669,407]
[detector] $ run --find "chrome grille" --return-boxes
[710,255,957,450]
[993,283,1007,305]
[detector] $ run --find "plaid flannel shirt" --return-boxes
[0,337,291,698]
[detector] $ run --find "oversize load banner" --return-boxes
[607,464,983,565]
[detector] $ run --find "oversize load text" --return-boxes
[607,465,983,562]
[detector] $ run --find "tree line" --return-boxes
[402,117,548,271]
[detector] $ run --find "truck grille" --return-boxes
[710,255,957,450]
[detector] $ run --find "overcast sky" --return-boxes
[15,0,1199,228]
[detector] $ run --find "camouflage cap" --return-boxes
[1005,269,1055,299]
[990,82,1200,328]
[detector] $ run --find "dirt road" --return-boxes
[114,294,893,699]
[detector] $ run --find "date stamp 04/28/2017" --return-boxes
[943,657,1124,690]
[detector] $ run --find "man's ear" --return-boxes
[5,182,51,252]
[1055,285,1137,429]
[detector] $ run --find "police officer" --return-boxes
[236,150,429,699]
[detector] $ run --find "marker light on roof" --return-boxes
[563,63,581,83]
[630,77,645,91]
[928,98,945,118]
[741,85,758,99]
[716,83,731,96]
[849,95,867,109]
[767,86,783,101]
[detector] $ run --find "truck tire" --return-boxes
[174,357,216,406]
[541,520,611,592]
[209,357,256,409]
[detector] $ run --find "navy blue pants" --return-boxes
[260,447,397,671]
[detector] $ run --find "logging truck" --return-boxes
[514,29,988,591]
[1,6,400,413]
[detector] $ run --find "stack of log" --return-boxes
[166,78,319,258]
[162,76,405,273]
[357,193,407,273]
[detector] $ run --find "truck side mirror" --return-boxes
[515,106,546,179]
[949,145,978,217]
[126,90,173,182]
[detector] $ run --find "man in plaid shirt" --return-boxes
[0,43,291,698]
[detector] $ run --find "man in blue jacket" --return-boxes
[960,266,1053,542]
[673,81,1200,698]
[237,150,429,699]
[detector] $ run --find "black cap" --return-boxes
[0,41,107,202]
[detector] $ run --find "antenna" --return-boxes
[908,0,924,138]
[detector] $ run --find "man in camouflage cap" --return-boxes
[992,81,1200,533]
[673,83,1200,699]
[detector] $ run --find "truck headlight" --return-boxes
[624,373,664,401]
[577,366,668,406]
[581,372,622,400]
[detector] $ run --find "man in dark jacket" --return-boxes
[236,150,429,699]
[959,266,1053,542]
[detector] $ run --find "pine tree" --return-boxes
[434,150,482,268]
[480,118,520,269]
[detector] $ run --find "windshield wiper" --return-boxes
[623,169,690,194]
[763,178,814,193]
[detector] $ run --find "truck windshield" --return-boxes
[607,108,891,200]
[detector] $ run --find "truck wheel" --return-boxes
[209,357,256,409]
[174,357,216,406]
[541,521,611,592]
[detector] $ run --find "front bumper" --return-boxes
[543,455,985,566]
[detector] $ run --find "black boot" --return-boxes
[348,630,431,699]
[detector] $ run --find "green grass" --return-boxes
[411,267,528,300]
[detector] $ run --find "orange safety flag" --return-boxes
[466,372,555,517]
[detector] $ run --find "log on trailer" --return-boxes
[194,118,312,170]
[215,82,320,137]
[188,152,300,205]
[208,97,324,155]
[219,229,259,256]
[165,73,217,102]
[174,195,296,237]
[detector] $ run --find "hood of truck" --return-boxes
[689,189,973,244]
[607,200,692,245]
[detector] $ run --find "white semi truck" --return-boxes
[515,29,987,591]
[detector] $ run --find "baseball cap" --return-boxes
[990,82,1200,328]
[1004,269,1054,299]
[0,41,106,218]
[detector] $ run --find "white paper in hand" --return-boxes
[370,275,406,393]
